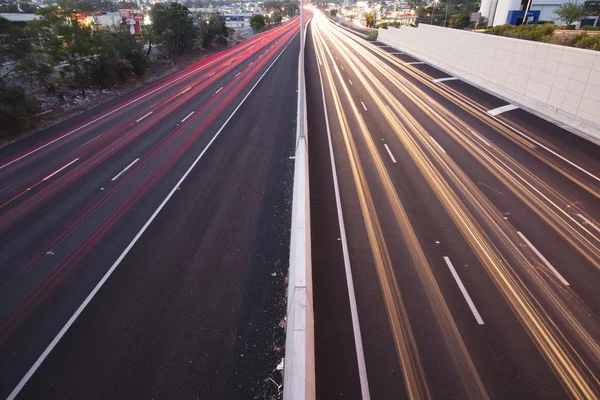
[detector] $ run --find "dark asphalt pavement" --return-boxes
[308,11,600,400]
[0,20,299,399]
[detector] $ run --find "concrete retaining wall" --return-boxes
[378,25,600,144]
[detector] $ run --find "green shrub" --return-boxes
[566,24,576,30]
[572,32,600,49]
[487,23,556,41]
[0,84,40,135]
[581,25,600,30]
[487,24,513,36]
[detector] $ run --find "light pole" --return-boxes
[431,0,437,24]
[443,0,449,27]
[522,0,533,24]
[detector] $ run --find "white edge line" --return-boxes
[443,257,484,325]
[314,32,371,400]
[384,144,397,163]
[5,30,300,400]
[181,111,195,123]
[135,111,153,123]
[110,158,140,182]
[430,136,447,153]
[576,213,600,234]
[517,231,570,286]
[42,158,79,181]
[215,87,224,94]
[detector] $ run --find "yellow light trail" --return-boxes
[312,10,600,399]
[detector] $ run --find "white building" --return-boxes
[480,0,599,26]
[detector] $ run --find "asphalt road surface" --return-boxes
[0,19,299,399]
[308,10,600,400]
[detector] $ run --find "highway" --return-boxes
[308,10,600,400]
[0,19,299,399]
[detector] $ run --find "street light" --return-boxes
[431,0,437,24]
[443,0,449,27]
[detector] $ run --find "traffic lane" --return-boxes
[0,24,298,202]
[316,26,482,398]
[0,32,300,398]
[337,31,600,250]
[0,22,293,167]
[320,33,565,399]
[337,38,600,315]
[325,29,599,397]
[0,25,299,229]
[0,25,301,340]
[312,25,412,399]
[11,32,299,400]
[316,71,411,400]
[362,41,600,191]
[305,22,363,399]
[351,89,575,400]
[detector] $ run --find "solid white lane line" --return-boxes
[315,37,371,399]
[384,144,397,163]
[181,111,194,123]
[360,101,367,111]
[487,104,519,116]
[42,158,80,181]
[209,72,216,77]
[432,77,458,83]
[470,130,492,146]
[215,87,224,94]
[6,29,300,400]
[348,78,353,85]
[405,61,425,65]
[576,214,600,234]
[443,257,484,325]
[430,136,447,153]
[235,72,241,77]
[135,111,153,123]
[517,232,570,286]
[111,158,139,181]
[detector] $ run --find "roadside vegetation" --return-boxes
[0,3,231,137]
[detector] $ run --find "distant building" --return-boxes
[480,0,599,26]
